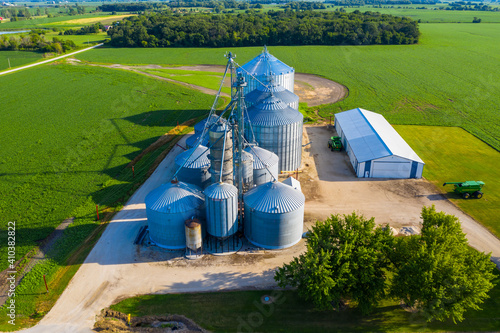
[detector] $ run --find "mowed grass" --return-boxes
[0,51,43,71]
[396,125,500,237]
[110,270,500,332]
[141,68,231,95]
[0,64,214,272]
[76,23,500,151]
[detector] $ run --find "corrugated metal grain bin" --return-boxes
[194,114,222,135]
[244,95,303,172]
[204,182,238,238]
[245,76,299,110]
[185,133,209,149]
[209,120,233,184]
[244,181,305,249]
[174,145,211,188]
[237,48,295,95]
[235,150,254,192]
[145,181,205,249]
[244,146,279,186]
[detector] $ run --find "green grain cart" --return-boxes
[442,181,485,199]
[328,136,342,151]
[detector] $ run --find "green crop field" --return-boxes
[140,68,231,95]
[77,23,500,151]
[338,5,500,23]
[0,12,126,29]
[396,125,500,237]
[0,51,42,71]
[110,270,500,332]
[0,64,214,273]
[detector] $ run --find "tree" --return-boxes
[390,206,496,323]
[275,213,393,314]
[473,17,482,23]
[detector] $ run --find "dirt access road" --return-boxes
[86,63,346,106]
[18,126,500,333]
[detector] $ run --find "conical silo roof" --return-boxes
[238,48,294,76]
[246,95,303,126]
[194,114,224,134]
[175,145,210,169]
[244,181,305,214]
[186,133,209,149]
[244,146,279,170]
[145,181,204,214]
[204,182,238,199]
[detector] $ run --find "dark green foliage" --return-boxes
[0,32,77,53]
[63,22,105,35]
[275,213,393,314]
[107,10,419,48]
[390,206,497,323]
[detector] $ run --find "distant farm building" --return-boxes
[334,108,424,179]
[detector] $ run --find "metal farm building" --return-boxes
[334,108,424,179]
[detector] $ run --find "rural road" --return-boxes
[0,43,103,76]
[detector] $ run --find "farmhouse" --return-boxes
[334,108,424,179]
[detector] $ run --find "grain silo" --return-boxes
[209,120,233,184]
[235,150,254,192]
[245,76,299,110]
[185,133,209,149]
[244,95,303,172]
[204,182,238,238]
[174,145,211,188]
[244,146,279,186]
[237,47,295,95]
[194,114,221,135]
[244,181,305,249]
[145,181,205,249]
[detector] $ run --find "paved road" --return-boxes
[0,43,103,76]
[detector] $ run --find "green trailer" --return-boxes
[443,181,485,199]
[328,136,342,151]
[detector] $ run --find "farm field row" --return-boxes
[0,12,128,29]
[340,5,500,23]
[0,50,42,71]
[0,64,215,273]
[76,23,500,151]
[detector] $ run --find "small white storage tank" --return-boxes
[237,47,295,95]
[244,181,305,249]
[204,182,238,238]
[145,181,205,249]
[244,95,303,173]
[245,76,299,110]
[244,146,279,186]
[174,145,211,188]
[185,218,203,251]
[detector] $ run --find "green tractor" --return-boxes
[443,181,485,199]
[328,136,342,151]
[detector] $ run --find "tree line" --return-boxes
[0,32,77,54]
[107,10,420,48]
[276,206,497,322]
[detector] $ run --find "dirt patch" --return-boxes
[294,73,347,106]
[94,309,207,332]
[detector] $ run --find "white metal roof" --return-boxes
[335,108,424,164]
